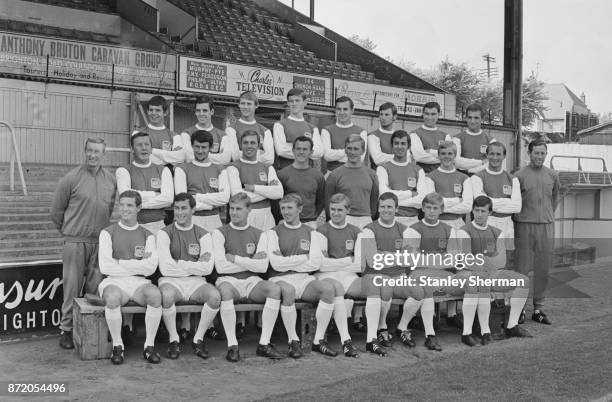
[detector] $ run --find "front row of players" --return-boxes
[99,189,532,365]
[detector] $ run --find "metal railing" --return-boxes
[0,121,27,195]
[550,155,608,172]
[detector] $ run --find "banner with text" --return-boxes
[334,79,445,116]
[0,32,176,90]
[0,264,63,335]
[178,56,331,106]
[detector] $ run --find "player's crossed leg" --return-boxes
[102,281,162,365]
[159,280,220,360]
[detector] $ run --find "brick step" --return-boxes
[0,245,63,258]
[0,238,64,248]
[0,193,54,202]
[0,221,57,231]
[0,206,51,213]
[0,254,62,264]
[0,213,50,222]
[0,229,62,240]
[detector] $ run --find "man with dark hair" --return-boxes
[452,103,498,175]
[514,140,560,325]
[368,102,397,169]
[51,137,116,350]
[456,195,532,345]
[132,95,184,165]
[278,136,325,229]
[273,88,323,170]
[376,130,427,227]
[116,132,173,234]
[157,192,220,360]
[321,96,367,173]
[175,130,229,233]
[410,101,451,173]
[182,95,233,166]
[98,190,161,365]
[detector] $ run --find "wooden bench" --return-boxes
[72,298,316,360]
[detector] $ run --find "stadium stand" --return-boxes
[20,0,115,14]
[0,18,120,45]
[168,0,386,83]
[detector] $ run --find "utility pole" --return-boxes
[481,53,498,82]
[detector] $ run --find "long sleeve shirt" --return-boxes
[132,124,184,165]
[50,165,116,243]
[226,159,283,208]
[267,223,323,274]
[273,116,324,163]
[514,164,560,223]
[212,223,269,275]
[227,119,274,166]
[404,220,460,269]
[321,123,368,171]
[409,125,451,165]
[115,162,173,210]
[456,222,507,270]
[422,167,473,219]
[157,223,214,277]
[376,161,427,215]
[367,128,395,167]
[317,221,362,274]
[174,161,230,211]
[99,221,158,277]
[471,167,521,216]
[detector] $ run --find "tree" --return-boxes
[348,34,377,52]
[521,73,547,127]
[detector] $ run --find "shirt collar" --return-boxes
[465,129,483,136]
[379,127,393,134]
[421,124,438,131]
[421,219,439,227]
[239,118,257,125]
[377,218,396,228]
[118,221,140,230]
[471,221,489,230]
[485,166,504,175]
[175,222,194,231]
[329,220,348,229]
[288,115,305,122]
[282,221,302,229]
[192,159,211,167]
[132,160,152,168]
[147,123,166,130]
[239,157,259,164]
[229,222,249,231]
[438,166,457,173]
[336,122,354,129]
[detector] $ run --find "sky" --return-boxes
[279,0,612,114]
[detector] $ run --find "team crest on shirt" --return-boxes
[134,246,145,258]
[503,185,512,195]
[212,143,220,153]
[486,240,496,255]
[300,239,310,251]
[258,171,268,182]
[438,140,445,145]
[480,144,488,154]
[304,131,312,138]
[453,183,462,194]
[161,140,171,150]
[438,238,447,251]
[395,239,404,250]
[209,177,218,189]
[188,243,200,256]
[246,242,256,255]
[407,177,417,188]
[345,240,354,251]
[150,178,161,189]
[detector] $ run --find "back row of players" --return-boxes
[98,90,535,364]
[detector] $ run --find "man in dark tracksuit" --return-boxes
[51,138,117,349]
[514,140,560,325]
